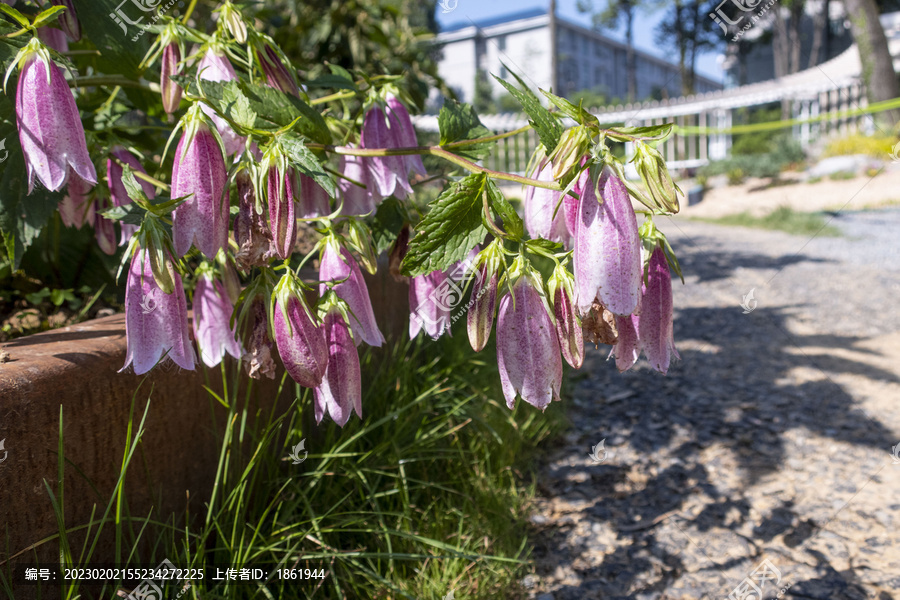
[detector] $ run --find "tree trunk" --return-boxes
[844,0,900,126]
[808,0,828,68]
[625,6,637,101]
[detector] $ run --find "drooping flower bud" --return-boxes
[582,299,619,347]
[108,147,155,246]
[573,167,642,316]
[273,273,328,387]
[296,173,331,219]
[254,38,299,97]
[634,141,681,213]
[13,39,97,193]
[161,42,183,114]
[121,248,196,375]
[193,274,242,367]
[338,151,379,216]
[467,241,502,352]
[242,295,276,380]
[609,314,640,372]
[314,307,362,427]
[217,1,248,44]
[638,246,680,374]
[496,260,562,410]
[59,170,95,229]
[196,47,246,156]
[171,113,229,259]
[524,159,570,246]
[267,166,297,259]
[548,126,591,182]
[233,170,273,270]
[49,0,80,41]
[360,105,413,200]
[319,238,385,347]
[386,94,426,179]
[548,264,583,369]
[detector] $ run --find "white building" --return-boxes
[434,8,722,109]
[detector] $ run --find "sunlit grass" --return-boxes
[692,206,842,237]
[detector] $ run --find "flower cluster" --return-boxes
[3,0,683,425]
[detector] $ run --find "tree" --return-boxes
[844,0,900,126]
[654,0,721,96]
[577,0,643,101]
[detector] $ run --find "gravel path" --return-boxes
[527,208,900,599]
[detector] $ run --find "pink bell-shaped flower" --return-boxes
[192,274,242,367]
[58,170,95,229]
[466,242,501,353]
[121,248,196,375]
[196,47,246,156]
[524,160,570,246]
[319,239,385,347]
[409,270,453,340]
[338,151,380,216]
[171,117,229,259]
[313,307,362,427]
[273,273,328,388]
[296,173,331,219]
[573,167,641,316]
[638,246,680,374]
[108,147,155,246]
[94,196,117,256]
[496,261,563,410]
[386,94,426,179]
[360,105,413,200]
[14,39,97,193]
[609,314,640,373]
[37,27,68,53]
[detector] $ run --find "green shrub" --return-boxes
[823,134,894,158]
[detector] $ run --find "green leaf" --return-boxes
[71,0,152,79]
[492,68,563,152]
[525,238,564,253]
[181,78,332,144]
[306,73,357,91]
[0,5,30,29]
[369,197,409,255]
[604,124,674,143]
[485,179,524,241]
[540,89,599,128]
[100,203,146,225]
[32,6,67,29]
[279,135,338,198]
[220,83,258,130]
[437,100,492,160]
[401,173,489,277]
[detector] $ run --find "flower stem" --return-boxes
[70,76,158,92]
[317,144,565,191]
[310,90,358,106]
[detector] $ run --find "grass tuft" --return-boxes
[692,206,842,238]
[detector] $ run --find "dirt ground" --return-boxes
[526,176,900,599]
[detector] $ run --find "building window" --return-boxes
[496,35,506,51]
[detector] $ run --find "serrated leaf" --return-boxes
[437,100,492,160]
[486,179,524,240]
[370,197,408,255]
[400,174,489,277]
[279,135,338,198]
[100,203,146,225]
[605,124,674,142]
[492,69,563,152]
[540,88,599,128]
[220,83,257,130]
[525,238,564,253]
[179,77,332,145]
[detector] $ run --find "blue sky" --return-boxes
[435,0,724,83]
